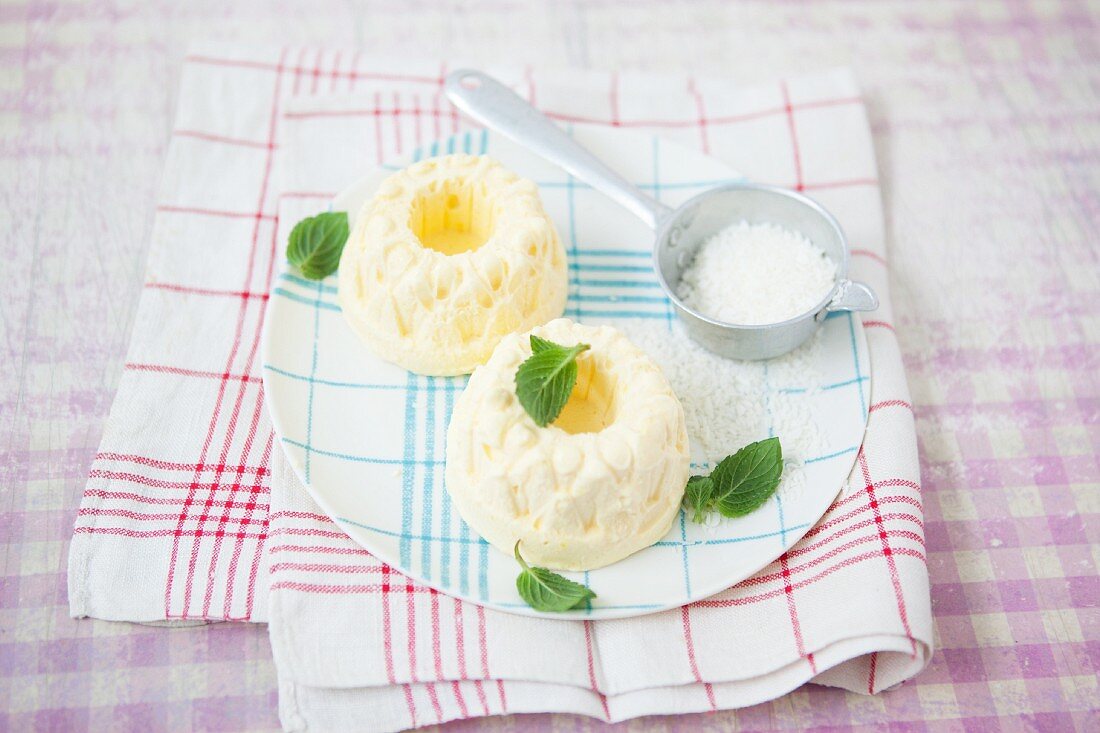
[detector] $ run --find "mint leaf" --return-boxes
[514,335,590,427]
[683,438,784,522]
[683,474,715,524]
[710,437,783,517]
[514,542,595,612]
[286,211,349,280]
[529,334,556,354]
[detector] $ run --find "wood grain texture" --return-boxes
[1,0,1097,730]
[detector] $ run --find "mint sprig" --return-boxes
[514,335,590,427]
[514,542,596,612]
[286,211,349,280]
[683,437,784,522]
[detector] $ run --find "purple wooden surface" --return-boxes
[2,1,1097,730]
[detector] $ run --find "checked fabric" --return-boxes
[68,44,932,730]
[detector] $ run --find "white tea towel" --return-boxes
[267,56,930,730]
[65,42,929,729]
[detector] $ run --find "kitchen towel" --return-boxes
[68,44,931,729]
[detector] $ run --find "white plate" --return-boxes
[262,126,870,620]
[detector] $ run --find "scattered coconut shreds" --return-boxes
[618,322,827,502]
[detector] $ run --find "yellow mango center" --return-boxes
[553,356,618,434]
[408,180,495,255]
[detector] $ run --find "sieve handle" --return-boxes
[824,279,879,315]
[444,69,672,229]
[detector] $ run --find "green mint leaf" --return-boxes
[514,335,590,427]
[710,437,784,518]
[529,334,555,354]
[286,211,349,280]
[683,474,715,524]
[514,542,596,612]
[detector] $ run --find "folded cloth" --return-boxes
[268,57,931,729]
[66,42,931,729]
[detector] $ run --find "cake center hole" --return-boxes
[553,356,618,435]
[408,179,494,255]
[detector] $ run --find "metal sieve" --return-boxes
[444,70,878,360]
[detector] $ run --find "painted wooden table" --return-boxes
[2,1,1097,729]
